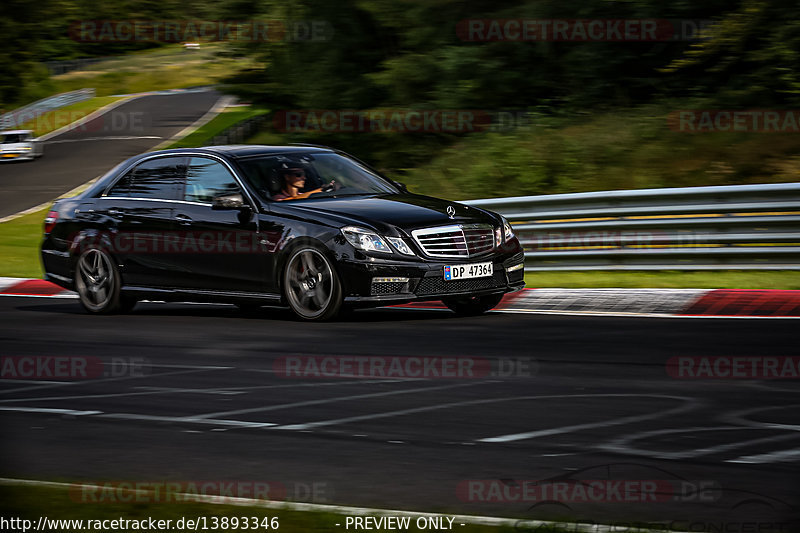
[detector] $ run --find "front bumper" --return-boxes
[338,252,525,306]
[0,152,34,161]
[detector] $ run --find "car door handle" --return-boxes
[175,214,193,225]
[107,208,124,217]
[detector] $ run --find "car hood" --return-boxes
[279,193,498,235]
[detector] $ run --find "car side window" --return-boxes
[106,171,134,197]
[127,157,186,200]
[184,157,242,203]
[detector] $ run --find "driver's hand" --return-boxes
[321,180,336,192]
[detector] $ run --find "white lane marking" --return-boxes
[136,387,246,395]
[0,379,69,385]
[193,381,489,419]
[723,404,800,431]
[277,396,501,431]
[0,378,403,404]
[45,136,162,145]
[0,389,231,404]
[95,413,276,428]
[600,426,800,460]
[147,364,234,369]
[478,394,698,443]
[728,448,800,464]
[0,407,101,416]
[741,381,800,394]
[0,407,275,428]
[0,367,229,396]
[0,477,686,533]
[277,393,695,434]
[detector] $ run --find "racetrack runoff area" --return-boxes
[0,294,798,529]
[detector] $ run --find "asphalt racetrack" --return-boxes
[1,297,798,528]
[0,89,222,218]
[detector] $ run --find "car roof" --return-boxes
[0,130,33,135]
[148,145,335,160]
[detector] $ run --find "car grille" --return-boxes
[416,270,506,296]
[411,224,495,258]
[370,281,408,296]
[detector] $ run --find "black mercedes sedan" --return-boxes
[41,145,525,320]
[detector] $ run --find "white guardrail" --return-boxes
[0,89,96,130]
[464,182,800,271]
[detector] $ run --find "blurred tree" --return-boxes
[663,0,800,105]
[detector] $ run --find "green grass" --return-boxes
[19,96,123,137]
[524,270,800,289]
[394,104,800,200]
[166,106,270,149]
[16,43,256,105]
[0,484,529,533]
[51,44,254,97]
[0,207,47,278]
[396,104,800,200]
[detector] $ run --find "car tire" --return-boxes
[443,293,504,316]
[282,246,343,321]
[74,248,126,314]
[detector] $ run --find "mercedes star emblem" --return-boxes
[446,205,456,218]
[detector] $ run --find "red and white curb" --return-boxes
[2,278,800,317]
[0,278,77,298]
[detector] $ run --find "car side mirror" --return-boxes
[212,193,246,210]
[394,180,408,192]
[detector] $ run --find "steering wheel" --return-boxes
[321,179,340,193]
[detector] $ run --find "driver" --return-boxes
[272,165,334,201]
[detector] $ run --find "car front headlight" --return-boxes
[501,216,515,242]
[386,236,415,256]
[341,226,392,254]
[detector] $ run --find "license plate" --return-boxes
[444,262,493,281]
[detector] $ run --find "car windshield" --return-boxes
[237,152,399,201]
[1,133,29,144]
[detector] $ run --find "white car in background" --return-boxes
[0,130,43,161]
